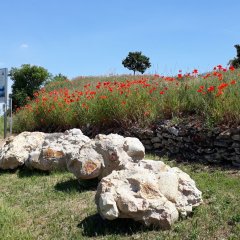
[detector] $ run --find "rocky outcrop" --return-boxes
[96,160,202,229]
[0,132,45,169]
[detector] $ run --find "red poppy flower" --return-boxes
[207,86,215,92]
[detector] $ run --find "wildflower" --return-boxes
[229,66,235,71]
[100,95,107,99]
[197,86,204,93]
[207,86,215,92]
[218,83,228,90]
[178,74,182,79]
[217,65,222,70]
[216,91,223,97]
[230,80,236,85]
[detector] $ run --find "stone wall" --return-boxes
[128,120,240,167]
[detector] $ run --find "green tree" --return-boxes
[10,64,50,110]
[46,73,67,84]
[228,45,240,68]
[122,51,151,75]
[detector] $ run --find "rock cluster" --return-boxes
[0,129,202,229]
[129,120,240,167]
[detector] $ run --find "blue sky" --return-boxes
[0,0,240,83]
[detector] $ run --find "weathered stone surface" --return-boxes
[151,137,161,143]
[232,142,240,148]
[0,132,45,169]
[168,127,179,136]
[67,134,145,180]
[214,140,230,147]
[67,141,103,179]
[216,130,231,140]
[232,135,240,141]
[123,137,145,161]
[153,143,162,149]
[235,148,240,154]
[96,160,202,228]
[144,145,153,151]
[26,129,91,171]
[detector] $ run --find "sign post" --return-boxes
[9,94,12,135]
[0,68,8,138]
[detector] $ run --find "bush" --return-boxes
[10,64,50,111]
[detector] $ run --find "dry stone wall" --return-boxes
[128,120,240,167]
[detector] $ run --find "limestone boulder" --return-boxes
[27,129,90,171]
[67,133,145,180]
[0,132,45,170]
[123,137,145,161]
[93,134,136,178]
[66,140,103,179]
[96,160,202,229]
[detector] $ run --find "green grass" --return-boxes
[0,156,239,240]
[12,68,240,133]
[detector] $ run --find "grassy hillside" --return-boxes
[13,66,240,133]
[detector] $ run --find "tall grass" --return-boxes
[13,66,240,133]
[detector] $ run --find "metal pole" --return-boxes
[4,103,7,138]
[9,96,12,135]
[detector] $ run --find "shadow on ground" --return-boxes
[78,213,148,237]
[0,167,50,177]
[54,177,99,193]
[0,168,18,175]
[17,167,50,178]
[152,151,240,173]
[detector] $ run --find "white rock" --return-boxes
[67,133,145,180]
[27,129,91,171]
[96,160,202,228]
[67,141,103,179]
[98,192,119,220]
[123,137,145,161]
[0,132,45,169]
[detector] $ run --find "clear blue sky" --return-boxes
[1,0,240,81]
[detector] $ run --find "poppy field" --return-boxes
[13,65,240,133]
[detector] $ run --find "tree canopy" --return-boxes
[228,45,240,68]
[10,64,50,110]
[122,51,151,75]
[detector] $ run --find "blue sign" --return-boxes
[0,68,7,103]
